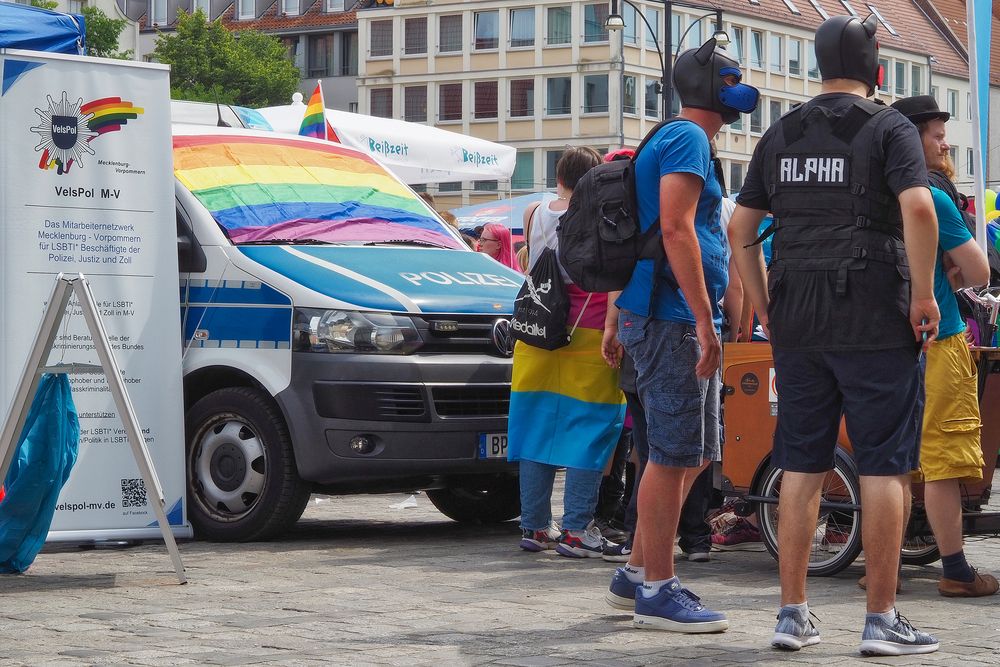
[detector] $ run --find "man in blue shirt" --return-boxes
[604,37,758,633]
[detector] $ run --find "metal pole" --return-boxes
[664,1,673,119]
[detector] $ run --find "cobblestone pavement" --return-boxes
[2,483,999,667]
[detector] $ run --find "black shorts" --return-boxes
[772,346,924,476]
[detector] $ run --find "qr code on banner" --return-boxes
[121,478,147,508]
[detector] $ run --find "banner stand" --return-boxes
[0,273,186,584]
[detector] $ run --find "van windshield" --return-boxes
[173,134,465,250]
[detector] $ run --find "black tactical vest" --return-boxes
[759,98,915,350]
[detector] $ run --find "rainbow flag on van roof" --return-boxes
[298,81,340,143]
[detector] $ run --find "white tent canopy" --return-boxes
[256,96,516,186]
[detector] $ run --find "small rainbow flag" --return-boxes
[81,96,143,136]
[298,81,339,143]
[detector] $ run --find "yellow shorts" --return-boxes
[914,333,984,483]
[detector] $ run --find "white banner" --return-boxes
[0,50,189,540]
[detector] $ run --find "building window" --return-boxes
[513,152,534,190]
[867,4,898,36]
[404,86,427,122]
[193,0,210,15]
[781,0,801,14]
[878,57,889,91]
[307,34,333,77]
[236,0,252,20]
[547,6,571,45]
[439,15,462,53]
[750,103,763,133]
[671,14,681,46]
[404,17,427,55]
[546,150,562,188]
[947,89,958,117]
[438,181,461,193]
[750,31,764,68]
[474,81,498,119]
[910,64,922,95]
[730,162,744,195]
[623,76,637,114]
[474,180,498,192]
[730,114,743,131]
[474,11,499,50]
[584,3,609,43]
[584,74,609,113]
[769,99,782,126]
[370,88,393,118]
[340,32,358,75]
[510,80,534,117]
[769,34,783,73]
[439,83,462,121]
[731,27,744,64]
[325,0,344,11]
[547,77,571,115]
[281,0,298,16]
[645,80,660,118]
[66,0,83,12]
[788,39,801,76]
[949,146,958,168]
[808,42,820,79]
[968,148,975,176]
[622,2,637,44]
[670,89,680,116]
[967,92,972,119]
[807,0,828,18]
[370,19,393,58]
[894,61,905,95]
[646,8,660,49]
[510,8,535,47]
[930,85,938,103]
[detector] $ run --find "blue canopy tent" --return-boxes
[0,1,86,54]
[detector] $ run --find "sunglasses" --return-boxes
[480,237,499,242]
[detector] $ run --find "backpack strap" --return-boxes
[523,201,541,248]
[832,98,890,144]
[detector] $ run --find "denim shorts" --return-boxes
[772,346,923,476]
[617,310,721,468]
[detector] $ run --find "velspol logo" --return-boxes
[491,319,514,357]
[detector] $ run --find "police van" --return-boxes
[171,110,521,540]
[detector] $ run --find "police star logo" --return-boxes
[30,92,98,175]
[492,318,515,357]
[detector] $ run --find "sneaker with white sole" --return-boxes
[606,568,639,610]
[684,550,711,563]
[633,580,729,633]
[859,611,938,656]
[555,522,608,558]
[602,540,633,562]
[519,523,561,552]
[771,606,821,651]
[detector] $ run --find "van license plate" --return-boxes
[478,432,508,459]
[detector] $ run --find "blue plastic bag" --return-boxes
[0,374,80,573]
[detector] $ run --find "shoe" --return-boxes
[857,575,902,594]
[555,522,608,558]
[519,523,560,552]
[684,550,711,563]
[938,568,999,597]
[606,568,639,610]
[633,580,729,633]
[859,611,938,656]
[711,518,761,551]
[594,517,629,543]
[771,606,821,651]
[602,540,633,563]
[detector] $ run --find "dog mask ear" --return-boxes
[862,13,878,38]
[694,37,718,65]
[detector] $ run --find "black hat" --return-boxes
[890,95,951,125]
[815,14,881,96]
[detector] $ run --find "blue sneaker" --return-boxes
[771,605,821,650]
[859,611,939,656]
[605,568,639,610]
[633,580,729,633]
[602,540,632,563]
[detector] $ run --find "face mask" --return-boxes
[675,40,760,124]
[718,66,760,117]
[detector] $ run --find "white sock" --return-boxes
[641,576,678,598]
[868,608,896,625]
[783,601,808,615]
[623,564,645,583]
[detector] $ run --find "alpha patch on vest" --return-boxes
[776,153,850,186]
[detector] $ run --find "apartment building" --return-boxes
[357,0,976,208]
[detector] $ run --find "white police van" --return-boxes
[171,110,521,540]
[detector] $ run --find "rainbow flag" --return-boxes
[172,133,463,248]
[81,96,143,135]
[298,82,339,143]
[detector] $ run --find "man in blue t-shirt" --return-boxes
[604,38,759,633]
[890,96,997,598]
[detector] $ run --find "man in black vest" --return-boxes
[728,14,941,657]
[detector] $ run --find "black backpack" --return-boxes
[510,247,572,350]
[557,119,685,293]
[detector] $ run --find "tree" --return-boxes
[152,10,300,108]
[82,6,132,60]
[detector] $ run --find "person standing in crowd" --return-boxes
[603,37,758,633]
[507,147,626,557]
[477,222,520,272]
[888,95,997,597]
[729,14,941,656]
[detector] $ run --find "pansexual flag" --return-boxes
[298,81,339,143]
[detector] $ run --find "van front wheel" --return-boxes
[426,475,520,523]
[186,387,310,541]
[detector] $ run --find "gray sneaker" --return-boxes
[771,606,820,650]
[859,611,939,656]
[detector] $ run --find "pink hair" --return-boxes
[482,223,520,272]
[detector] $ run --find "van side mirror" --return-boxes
[176,212,207,273]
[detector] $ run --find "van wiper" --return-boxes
[237,238,346,245]
[362,239,452,249]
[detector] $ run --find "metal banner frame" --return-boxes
[0,273,186,584]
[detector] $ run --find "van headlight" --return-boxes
[293,309,422,354]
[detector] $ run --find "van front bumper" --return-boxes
[276,352,514,487]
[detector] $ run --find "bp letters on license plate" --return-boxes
[478,432,507,459]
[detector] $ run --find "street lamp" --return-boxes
[606,0,728,119]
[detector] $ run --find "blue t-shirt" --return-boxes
[616,120,727,329]
[931,186,973,340]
